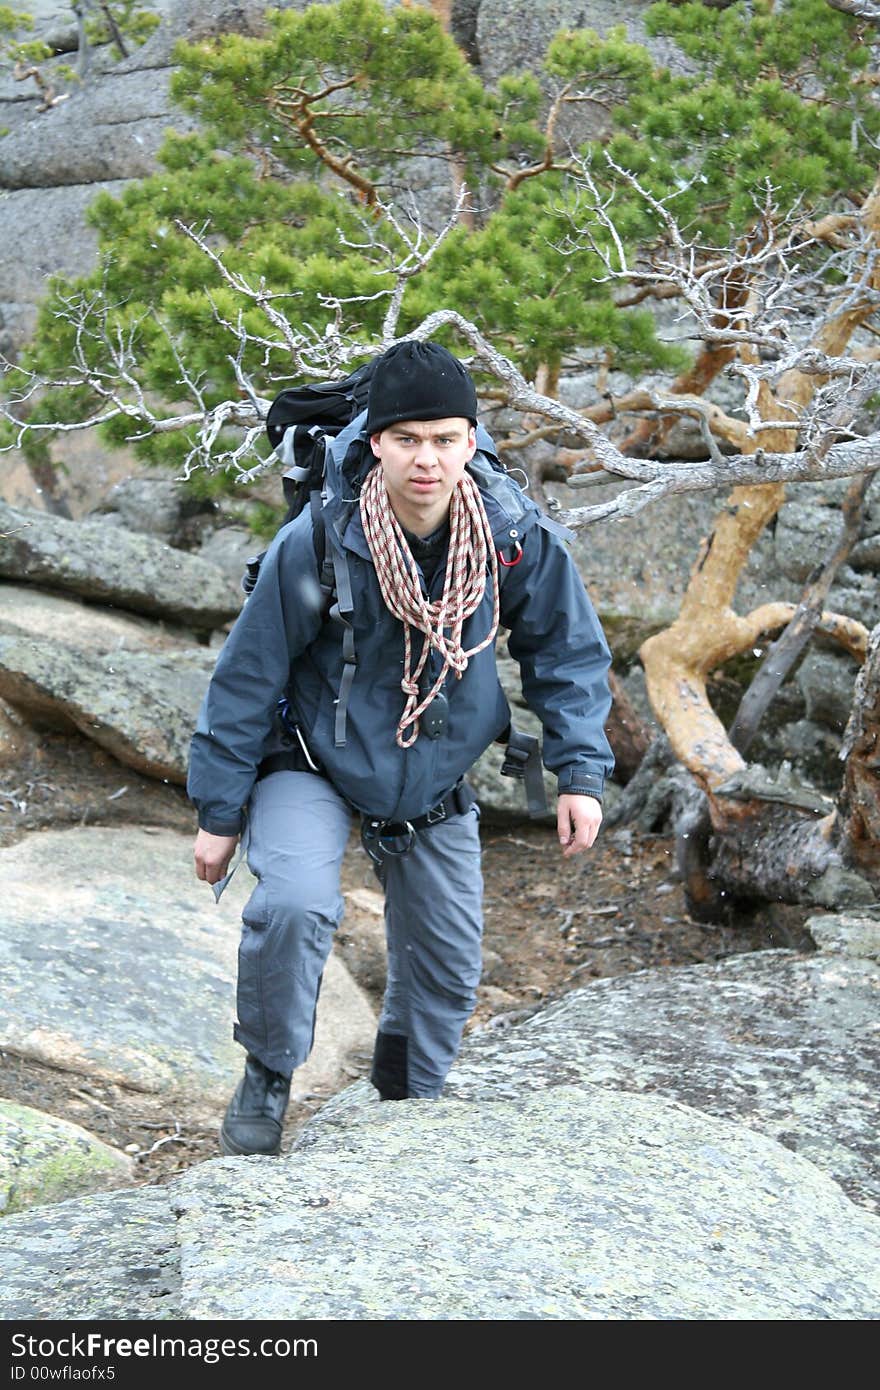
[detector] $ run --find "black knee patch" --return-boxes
[371,1030,409,1100]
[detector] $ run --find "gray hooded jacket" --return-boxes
[188,416,615,835]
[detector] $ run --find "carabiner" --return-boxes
[361,818,416,864]
[497,541,523,568]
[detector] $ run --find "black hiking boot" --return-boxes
[219,1054,291,1156]
[370,1030,409,1101]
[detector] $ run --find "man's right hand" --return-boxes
[194,829,240,885]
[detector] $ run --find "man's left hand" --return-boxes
[557,793,603,858]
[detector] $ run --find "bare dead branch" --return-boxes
[562,155,873,360]
[825,0,880,23]
[173,221,308,363]
[368,186,472,344]
[4,173,879,505]
[552,432,880,526]
[412,308,640,479]
[7,281,880,495]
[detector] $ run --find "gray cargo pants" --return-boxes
[235,769,484,1098]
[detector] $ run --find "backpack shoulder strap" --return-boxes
[322,510,357,748]
[309,489,335,599]
[310,489,359,749]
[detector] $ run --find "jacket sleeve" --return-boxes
[499,515,615,801]
[187,511,326,835]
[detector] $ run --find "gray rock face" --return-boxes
[475,0,691,86]
[0,1101,134,1215]
[3,1083,879,1319]
[441,949,880,1212]
[852,530,880,570]
[827,570,880,630]
[0,623,213,782]
[195,526,260,595]
[0,580,217,786]
[0,181,127,346]
[0,582,200,653]
[776,717,846,792]
[0,69,190,190]
[806,909,880,962]
[773,488,880,629]
[0,1184,181,1319]
[12,1,175,37]
[0,826,376,1107]
[120,0,298,65]
[88,476,219,547]
[797,647,860,735]
[0,2,302,352]
[549,472,823,662]
[775,500,843,583]
[269,1088,879,1321]
[1,905,879,1318]
[0,435,143,520]
[0,501,241,628]
[776,478,880,565]
[0,1,289,193]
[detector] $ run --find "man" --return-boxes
[189,339,614,1156]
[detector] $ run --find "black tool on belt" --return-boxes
[360,779,475,864]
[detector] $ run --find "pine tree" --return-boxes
[11,0,876,477]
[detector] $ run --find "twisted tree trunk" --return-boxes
[636,184,880,915]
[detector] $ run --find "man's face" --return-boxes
[369,418,477,534]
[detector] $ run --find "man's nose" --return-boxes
[413,440,438,466]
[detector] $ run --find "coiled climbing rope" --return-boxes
[360,465,500,748]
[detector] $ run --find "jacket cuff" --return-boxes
[557,769,605,802]
[198,811,245,837]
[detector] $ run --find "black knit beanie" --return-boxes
[365,340,478,436]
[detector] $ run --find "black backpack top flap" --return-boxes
[266,358,378,450]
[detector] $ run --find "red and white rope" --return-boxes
[360,465,500,747]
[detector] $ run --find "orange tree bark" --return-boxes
[636,185,880,912]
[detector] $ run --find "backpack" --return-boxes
[242,356,378,596]
[243,361,548,816]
